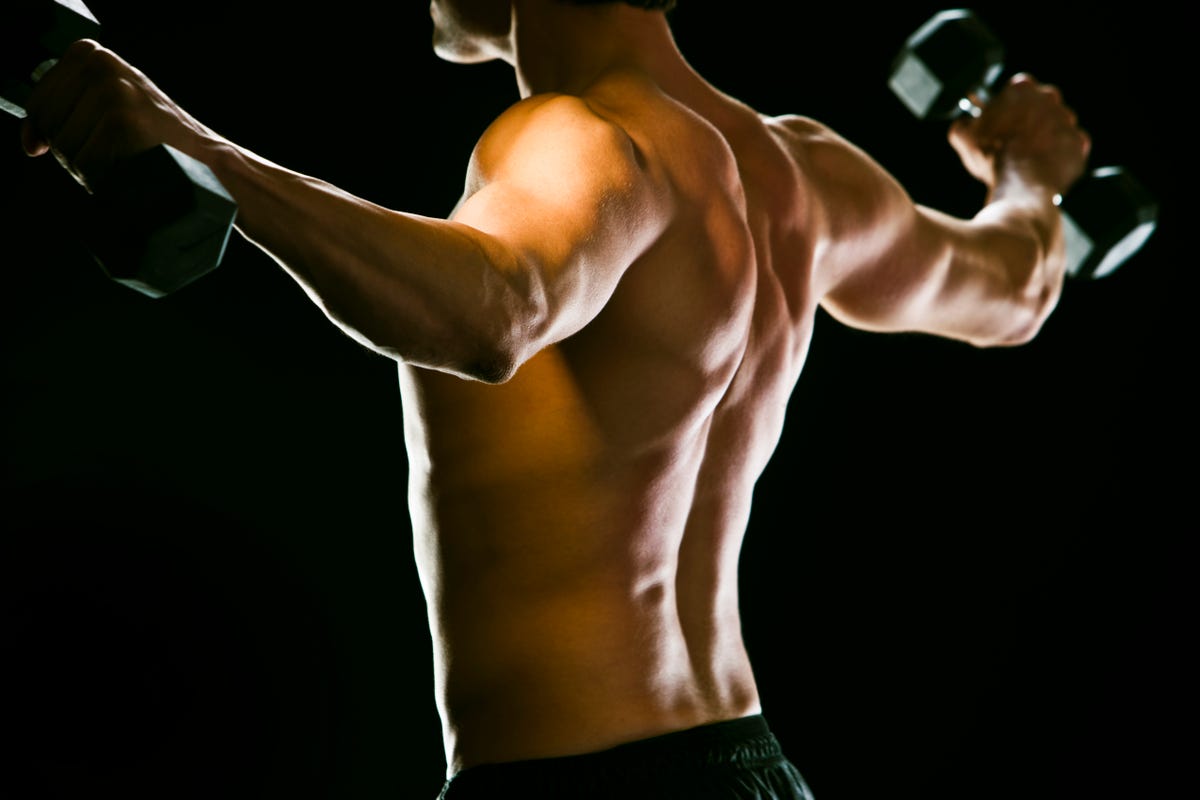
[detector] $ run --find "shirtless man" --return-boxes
[20,1,1089,796]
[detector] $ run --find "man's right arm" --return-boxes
[790,74,1090,347]
[21,43,668,384]
[198,92,669,383]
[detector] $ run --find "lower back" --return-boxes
[402,351,762,771]
[429,527,762,771]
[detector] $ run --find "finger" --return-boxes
[1060,102,1078,128]
[23,40,102,147]
[1038,82,1063,103]
[41,72,112,170]
[24,65,85,149]
[947,113,982,154]
[948,113,974,139]
[21,118,50,157]
[969,101,1010,149]
[999,73,1044,113]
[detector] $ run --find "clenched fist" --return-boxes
[949,73,1092,199]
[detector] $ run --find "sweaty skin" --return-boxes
[21,0,1088,777]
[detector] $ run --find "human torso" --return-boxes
[399,69,826,773]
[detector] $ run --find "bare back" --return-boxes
[16,2,1079,785]
[399,69,826,772]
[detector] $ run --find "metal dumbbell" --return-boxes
[889,8,1157,280]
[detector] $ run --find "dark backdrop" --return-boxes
[3,3,1190,799]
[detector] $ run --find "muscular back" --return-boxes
[14,4,1075,782]
[400,69,829,771]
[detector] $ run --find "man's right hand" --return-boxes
[948,73,1091,200]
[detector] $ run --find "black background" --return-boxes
[3,3,1191,799]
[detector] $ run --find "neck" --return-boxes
[505,1,687,97]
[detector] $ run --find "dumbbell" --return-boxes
[888,8,1158,280]
[2,0,237,298]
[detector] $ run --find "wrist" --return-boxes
[988,158,1062,207]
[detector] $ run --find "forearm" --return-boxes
[820,164,1066,347]
[900,192,1063,349]
[937,71,1088,343]
[965,170,1067,341]
[200,138,534,381]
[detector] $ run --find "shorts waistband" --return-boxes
[449,714,784,787]
[595,714,782,769]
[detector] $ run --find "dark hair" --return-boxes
[558,0,678,10]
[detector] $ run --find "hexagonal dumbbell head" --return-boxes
[1059,167,1158,280]
[85,145,238,298]
[0,0,101,118]
[889,8,1005,120]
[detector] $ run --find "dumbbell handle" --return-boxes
[0,59,58,118]
[953,87,993,119]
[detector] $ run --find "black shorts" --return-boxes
[437,714,814,799]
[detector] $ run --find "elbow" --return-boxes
[456,242,554,384]
[398,323,526,384]
[970,291,1055,349]
[1010,240,1066,345]
[348,293,530,382]
[462,344,521,384]
[456,302,548,385]
[361,236,552,383]
[378,331,522,384]
[998,213,1068,346]
[987,309,1045,347]
[982,259,1064,348]
[1008,285,1060,345]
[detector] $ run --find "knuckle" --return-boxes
[63,38,102,59]
[57,40,123,88]
[84,49,123,81]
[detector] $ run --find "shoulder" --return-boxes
[763,113,914,235]
[458,89,672,244]
[468,92,643,189]
[483,92,627,144]
[761,113,851,153]
[762,114,877,179]
[762,113,829,138]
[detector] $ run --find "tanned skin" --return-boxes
[22,0,1089,777]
